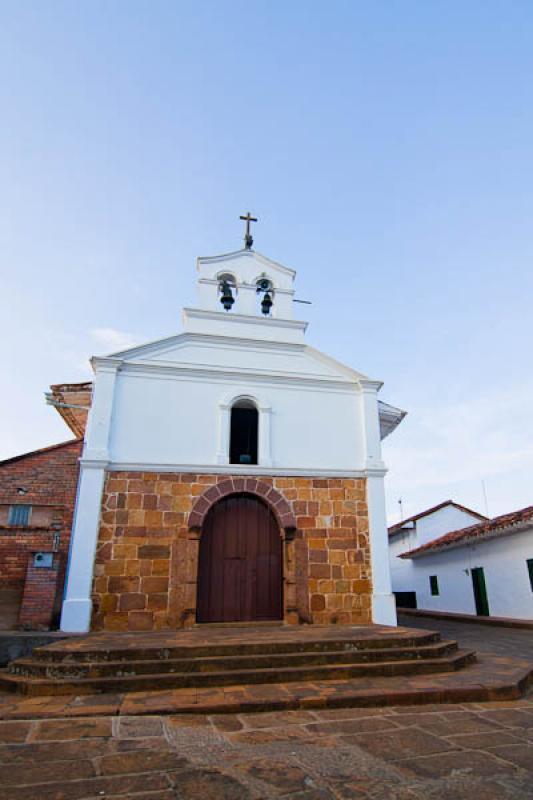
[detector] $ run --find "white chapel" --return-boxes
[60,220,405,634]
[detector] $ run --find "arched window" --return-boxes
[230,399,258,465]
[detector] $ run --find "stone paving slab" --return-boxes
[0,695,532,799]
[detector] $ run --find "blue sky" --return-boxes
[1,1,532,522]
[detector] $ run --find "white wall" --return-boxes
[407,528,533,620]
[416,506,483,546]
[389,528,418,594]
[389,505,484,597]
[108,369,364,472]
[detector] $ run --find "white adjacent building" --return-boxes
[389,501,533,621]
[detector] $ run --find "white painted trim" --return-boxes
[367,474,397,626]
[306,346,368,381]
[110,364,359,393]
[107,462,379,478]
[197,248,297,277]
[216,390,273,467]
[358,381,387,471]
[95,331,308,363]
[183,307,307,332]
[82,364,118,463]
[60,463,107,632]
[219,388,272,412]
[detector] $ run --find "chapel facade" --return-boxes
[60,232,405,633]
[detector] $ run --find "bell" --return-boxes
[220,281,234,311]
[261,291,273,315]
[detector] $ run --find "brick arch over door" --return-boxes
[178,478,307,628]
[188,478,297,532]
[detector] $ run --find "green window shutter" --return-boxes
[527,559,533,592]
[429,575,439,596]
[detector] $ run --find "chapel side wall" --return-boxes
[91,471,372,631]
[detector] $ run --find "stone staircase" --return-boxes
[0,624,476,697]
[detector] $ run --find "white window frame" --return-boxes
[217,391,272,467]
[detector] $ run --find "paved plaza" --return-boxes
[0,617,531,799]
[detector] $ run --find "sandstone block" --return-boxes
[119,593,146,611]
[145,510,163,527]
[128,611,154,631]
[104,612,130,631]
[138,544,170,559]
[151,558,170,575]
[104,560,125,577]
[309,563,330,579]
[141,576,169,593]
[99,594,118,613]
[147,593,168,611]
[108,576,140,593]
[113,543,137,559]
[310,594,326,611]
[124,559,141,576]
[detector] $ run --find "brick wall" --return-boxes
[18,552,61,630]
[92,472,372,632]
[0,439,82,625]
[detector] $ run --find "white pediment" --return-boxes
[197,249,296,287]
[96,333,367,386]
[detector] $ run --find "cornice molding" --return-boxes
[90,357,122,372]
[108,461,372,478]
[358,378,384,393]
[113,363,359,393]
[183,307,307,332]
[79,458,109,470]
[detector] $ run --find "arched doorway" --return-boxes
[196,494,283,623]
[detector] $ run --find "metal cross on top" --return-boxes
[240,211,257,250]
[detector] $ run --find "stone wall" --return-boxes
[92,472,372,631]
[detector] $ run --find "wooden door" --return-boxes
[471,567,490,616]
[196,494,282,623]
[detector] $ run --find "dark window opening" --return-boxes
[230,403,258,465]
[394,591,417,609]
[429,575,439,596]
[8,505,31,526]
[527,559,533,592]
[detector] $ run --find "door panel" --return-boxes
[471,567,490,616]
[197,494,282,623]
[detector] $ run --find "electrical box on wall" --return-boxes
[33,552,53,568]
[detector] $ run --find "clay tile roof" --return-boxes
[48,382,93,437]
[399,505,533,559]
[388,500,487,537]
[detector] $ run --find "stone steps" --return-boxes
[0,649,476,696]
[0,624,478,697]
[7,640,460,679]
[23,630,442,664]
